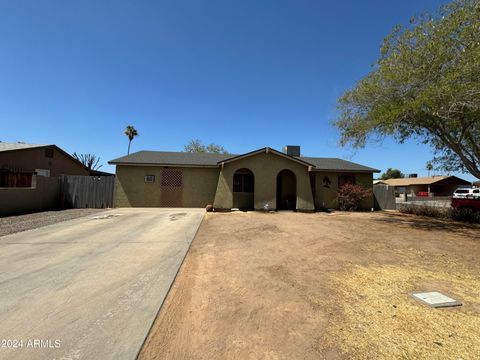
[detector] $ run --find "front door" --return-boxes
[276,170,296,210]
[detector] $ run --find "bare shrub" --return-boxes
[398,204,480,224]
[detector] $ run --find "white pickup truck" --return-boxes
[452,187,480,212]
[453,187,480,199]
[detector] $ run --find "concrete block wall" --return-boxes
[0,176,60,216]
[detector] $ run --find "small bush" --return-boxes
[398,204,448,218]
[450,207,480,223]
[337,183,372,211]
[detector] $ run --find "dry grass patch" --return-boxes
[321,258,480,359]
[139,212,480,360]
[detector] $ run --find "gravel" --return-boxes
[0,209,106,237]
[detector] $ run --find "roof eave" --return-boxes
[0,144,51,153]
[218,147,315,167]
[311,168,381,173]
[108,162,219,168]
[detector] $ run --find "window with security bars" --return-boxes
[161,169,183,187]
[144,175,155,183]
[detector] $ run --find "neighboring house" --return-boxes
[0,142,111,187]
[109,146,380,211]
[381,176,471,197]
[474,180,480,187]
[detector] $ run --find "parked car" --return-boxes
[452,187,480,199]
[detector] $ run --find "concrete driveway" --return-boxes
[0,208,204,360]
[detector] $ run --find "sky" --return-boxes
[2,0,472,180]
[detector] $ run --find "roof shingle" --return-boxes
[109,150,380,172]
[0,142,49,152]
[298,156,379,173]
[109,151,233,167]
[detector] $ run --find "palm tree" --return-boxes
[426,162,434,177]
[124,125,138,155]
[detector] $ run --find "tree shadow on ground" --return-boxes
[373,212,480,239]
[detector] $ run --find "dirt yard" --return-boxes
[139,211,480,360]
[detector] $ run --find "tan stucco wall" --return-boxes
[312,172,374,209]
[0,147,89,176]
[114,165,219,207]
[213,152,315,211]
[0,176,59,216]
[233,192,254,209]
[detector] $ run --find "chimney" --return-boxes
[283,145,301,157]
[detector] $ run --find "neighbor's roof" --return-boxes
[382,176,470,186]
[0,142,50,152]
[109,149,380,173]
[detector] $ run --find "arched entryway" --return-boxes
[276,169,296,210]
[233,168,254,210]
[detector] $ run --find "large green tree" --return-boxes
[184,139,228,154]
[380,168,404,180]
[334,0,480,179]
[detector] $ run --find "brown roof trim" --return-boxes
[218,147,314,167]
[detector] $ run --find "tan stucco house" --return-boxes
[109,146,380,211]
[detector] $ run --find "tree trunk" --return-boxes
[128,140,131,155]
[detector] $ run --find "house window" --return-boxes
[338,174,356,188]
[45,148,54,158]
[233,169,254,193]
[161,169,183,187]
[144,175,155,183]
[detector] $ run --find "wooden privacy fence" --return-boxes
[373,184,396,210]
[59,175,114,209]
